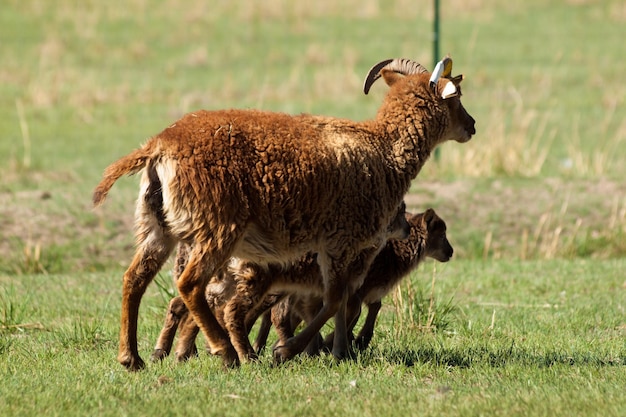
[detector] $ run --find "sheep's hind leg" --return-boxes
[176,243,239,367]
[119,238,174,371]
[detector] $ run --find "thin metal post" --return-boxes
[433,0,441,161]
[433,0,440,68]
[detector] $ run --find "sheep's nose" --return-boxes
[467,116,476,135]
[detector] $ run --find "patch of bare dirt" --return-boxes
[405,177,626,258]
[1,176,624,273]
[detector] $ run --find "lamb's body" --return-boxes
[93,58,475,370]
[268,208,454,353]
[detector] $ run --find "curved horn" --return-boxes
[363,58,429,95]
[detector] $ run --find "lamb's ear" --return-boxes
[423,208,436,225]
[380,69,406,88]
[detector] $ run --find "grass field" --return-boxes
[1,0,625,416]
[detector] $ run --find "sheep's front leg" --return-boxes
[330,292,351,359]
[176,245,239,367]
[322,293,361,351]
[119,239,174,371]
[330,247,380,359]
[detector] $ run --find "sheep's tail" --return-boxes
[92,144,154,207]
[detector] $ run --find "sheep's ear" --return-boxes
[450,74,464,85]
[436,79,456,99]
[380,69,405,88]
[437,74,464,99]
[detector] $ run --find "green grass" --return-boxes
[1,260,624,417]
[1,0,626,415]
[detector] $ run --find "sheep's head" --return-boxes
[363,57,476,144]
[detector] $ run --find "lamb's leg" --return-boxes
[223,265,273,362]
[273,255,347,362]
[354,300,382,351]
[295,296,325,356]
[119,237,174,371]
[223,295,259,361]
[176,243,239,367]
[174,313,200,361]
[151,296,188,362]
[252,311,272,354]
[271,296,298,348]
[249,293,286,354]
[273,294,342,362]
[174,297,271,360]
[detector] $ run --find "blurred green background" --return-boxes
[1,0,625,269]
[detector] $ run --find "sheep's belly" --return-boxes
[234,223,312,265]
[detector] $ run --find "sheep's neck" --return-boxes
[367,114,441,182]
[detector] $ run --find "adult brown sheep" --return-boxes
[92,56,475,370]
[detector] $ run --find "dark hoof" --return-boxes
[220,348,241,368]
[253,343,265,356]
[354,336,371,352]
[331,347,356,362]
[175,344,199,362]
[272,344,295,364]
[151,348,169,362]
[120,355,145,372]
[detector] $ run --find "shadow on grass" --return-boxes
[368,343,624,369]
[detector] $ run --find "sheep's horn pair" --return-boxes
[363,58,429,95]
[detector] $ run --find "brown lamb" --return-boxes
[260,208,454,355]
[92,57,475,370]
[153,208,452,361]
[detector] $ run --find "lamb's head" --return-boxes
[363,57,476,145]
[419,208,453,263]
